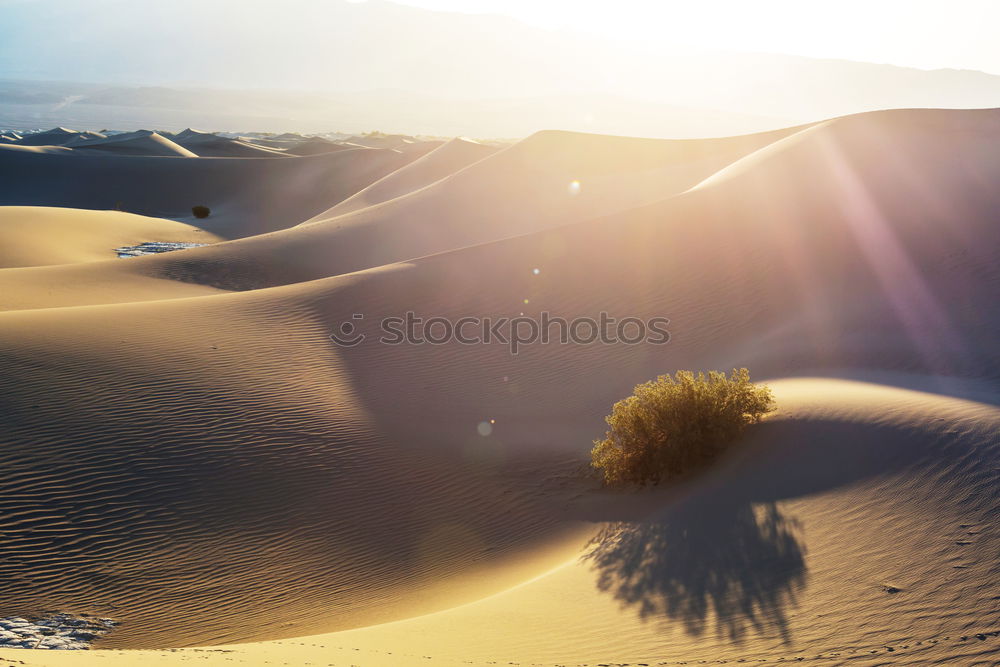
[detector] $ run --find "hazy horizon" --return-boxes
[3,0,1000,137]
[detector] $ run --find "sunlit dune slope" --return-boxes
[0,207,223,268]
[0,144,75,155]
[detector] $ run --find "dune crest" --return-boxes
[71,130,198,157]
[308,137,499,218]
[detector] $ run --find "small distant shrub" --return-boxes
[591,368,774,487]
[191,205,211,219]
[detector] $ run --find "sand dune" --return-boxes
[14,127,101,147]
[2,379,998,665]
[0,144,76,155]
[70,130,197,157]
[0,124,810,309]
[62,132,111,147]
[285,136,354,156]
[171,128,290,158]
[0,108,996,665]
[344,135,444,156]
[251,378,997,666]
[345,133,421,149]
[238,133,314,151]
[73,123,812,296]
[315,137,500,216]
[0,285,594,647]
[0,207,223,268]
[0,144,419,238]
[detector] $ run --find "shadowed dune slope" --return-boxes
[176,137,291,158]
[0,146,418,238]
[171,128,291,158]
[0,288,596,648]
[310,137,500,217]
[0,121,812,306]
[169,128,320,157]
[1,109,997,313]
[0,109,996,657]
[0,123,811,309]
[14,127,94,147]
[240,134,308,150]
[286,137,355,156]
[62,132,112,147]
[346,133,427,150]
[1,109,995,314]
[71,131,198,157]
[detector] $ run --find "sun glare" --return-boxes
[0,2,996,665]
[394,0,1000,75]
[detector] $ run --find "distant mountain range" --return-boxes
[0,81,797,138]
[2,0,1000,137]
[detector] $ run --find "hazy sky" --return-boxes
[387,0,1000,75]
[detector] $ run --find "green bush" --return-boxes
[591,368,774,487]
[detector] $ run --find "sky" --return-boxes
[387,0,1000,75]
[3,0,1000,137]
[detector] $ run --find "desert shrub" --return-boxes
[591,368,774,487]
[191,205,211,219]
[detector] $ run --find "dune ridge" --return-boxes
[170,128,291,158]
[312,137,500,217]
[0,120,817,309]
[0,144,418,239]
[70,131,198,157]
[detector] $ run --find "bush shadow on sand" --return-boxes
[576,413,953,646]
[584,500,806,644]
